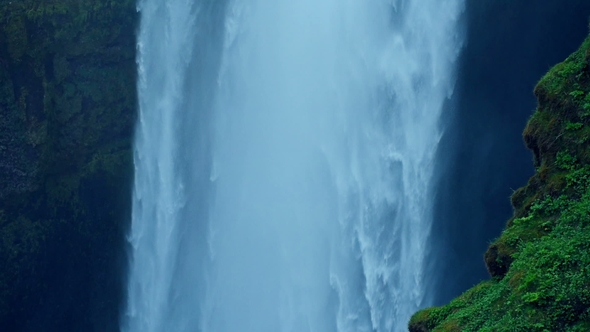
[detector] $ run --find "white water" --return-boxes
[123,0,463,331]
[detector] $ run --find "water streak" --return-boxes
[123,0,463,331]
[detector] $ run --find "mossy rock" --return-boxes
[0,0,137,330]
[410,31,590,332]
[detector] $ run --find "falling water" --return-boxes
[123,0,463,331]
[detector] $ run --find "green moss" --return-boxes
[536,37,590,101]
[410,32,590,332]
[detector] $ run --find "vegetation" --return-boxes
[410,30,590,331]
[0,0,136,330]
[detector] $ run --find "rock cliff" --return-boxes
[0,0,136,330]
[410,30,590,332]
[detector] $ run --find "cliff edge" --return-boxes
[410,30,590,331]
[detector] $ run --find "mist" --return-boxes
[124,0,462,331]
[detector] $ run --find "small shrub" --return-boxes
[570,90,585,99]
[566,121,584,131]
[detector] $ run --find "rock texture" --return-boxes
[0,1,137,330]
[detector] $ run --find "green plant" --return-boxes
[410,32,590,332]
[566,121,583,131]
[570,90,585,98]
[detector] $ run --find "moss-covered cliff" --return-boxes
[0,0,137,330]
[410,30,590,332]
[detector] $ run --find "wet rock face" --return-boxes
[0,1,138,330]
[0,127,39,198]
[0,55,43,199]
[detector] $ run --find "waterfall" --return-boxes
[123,0,463,331]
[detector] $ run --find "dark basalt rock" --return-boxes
[0,0,138,330]
[483,243,513,279]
